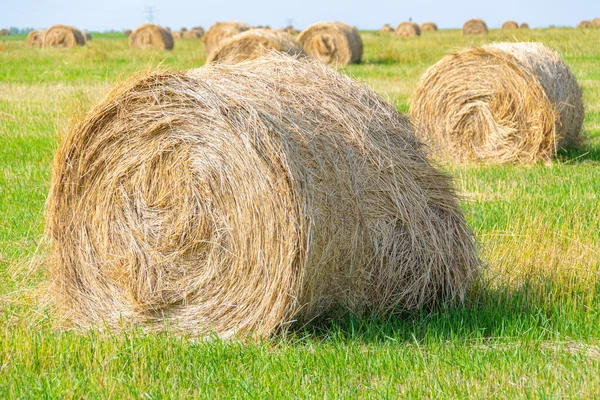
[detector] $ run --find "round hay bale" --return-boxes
[182,29,203,39]
[502,21,519,30]
[124,29,132,37]
[26,30,44,47]
[42,25,86,48]
[380,24,394,33]
[129,24,173,50]
[172,31,182,39]
[191,26,205,36]
[207,29,304,64]
[591,18,600,27]
[577,20,591,28]
[462,18,488,35]
[0,29,9,36]
[420,22,438,32]
[283,25,298,35]
[298,21,363,65]
[519,23,530,29]
[84,32,92,41]
[410,42,584,164]
[203,21,252,55]
[395,22,421,37]
[180,27,187,32]
[47,54,479,338]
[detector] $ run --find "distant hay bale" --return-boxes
[203,21,252,54]
[502,21,519,30]
[129,24,174,50]
[395,22,421,37]
[282,25,298,35]
[47,54,479,338]
[380,24,394,33]
[462,18,488,35]
[207,29,304,64]
[182,29,203,39]
[519,23,530,29]
[420,22,438,32]
[592,18,600,27]
[42,25,86,48]
[410,42,584,164]
[124,29,132,37]
[298,21,363,65]
[577,20,591,28]
[172,31,182,39]
[191,26,205,36]
[180,27,187,32]
[0,29,9,36]
[26,30,44,47]
[84,32,92,40]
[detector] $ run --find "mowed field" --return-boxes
[1,28,599,398]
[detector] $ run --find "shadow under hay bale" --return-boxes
[26,30,44,47]
[207,29,303,64]
[410,42,584,164]
[420,22,438,32]
[43,25,86,48]
[298,21,363,65]
[203,21,251,55]
[129,24,173,50]
[47,54,480,338]
[462,18,488,35]
[395,22,420,37]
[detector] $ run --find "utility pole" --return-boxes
[143,6,158,24]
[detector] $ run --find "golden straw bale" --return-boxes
[203,21,251,54]
[182,29,203,39]
[462,18,488,35]
[26,30,44,47]
[380,24,394,33]
[207,29,304,64]
[47,54,479,338]
[410,42,584,164]
[84,32,92,40]
[502,21,519,30]
[124,29,132,37]
[519,23,530,29]
[129,24,174,50]
[42,25,86,48]
[172,31,182,39]
[420,22,438,32]
[298,21,363,65]
[577,20,591,28]
[395,22,420,37]
[591,18,600,27]
[0,29,9,36]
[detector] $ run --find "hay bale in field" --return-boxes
[182,29,203,39]
[462,18,488,35]
[420,22,438,32]
[203,21,251,54]
[84,32,92,40]
[592,18,600,27]
[172,31,182,39]
[47,54,479,338]
[26,30,44,47]
[124,29,132,37]
[380,24,394,33]
[42,25,86,48]
[502,21,519,30]
[577,20,591,28]
[519,23,530,29]
[207,29,303,64]
[395,22,420,37]
[282,25,298,35]
[410,42,584,164]
[0,29,9,36]
[191,26,205,35]
[298,21,363,65]
[129,24,173,50]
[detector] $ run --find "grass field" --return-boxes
[1,29,599,398]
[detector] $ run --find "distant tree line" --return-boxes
[8,27,35,34]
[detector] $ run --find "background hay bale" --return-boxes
[84,32,92,41]
[520,23,530,29]
[282,25,298,35]
[298,21,363,65]
[172,31,182,39]
[129,24,173,50]
[26,30,44,47]
[577,20,591,28]
[592,18,600,27]
[207,29,304,64]
[502,21,519,30]
[191,26,205,36]
[124,29,132,37]
[420,22,438,32]
[203,21,251,55]
[0,29,9,36]
[380,24,394,33]
[462,18,488,35]
[410,42,584,164]
[182,29,203,39]
[395,22,421,37]
[42,25,86,48]
[47,54,479,338]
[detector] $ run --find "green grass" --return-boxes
[1,29,599,398]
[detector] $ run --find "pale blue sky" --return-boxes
[1,0,598,31]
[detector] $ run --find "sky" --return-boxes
[1,0,599,31]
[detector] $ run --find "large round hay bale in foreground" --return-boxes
[207,29,303,64]
[26,30,44,47]
[129,24,173,50]
[42,25,86,48]
[577,20,591,28]
[203,21,251,54]
[380,24,394,33]
[47,54,479,338]
[395,22,420,37]
[298,21,363,65]
[462,18,488,35]
[420,22,438,32]
[502,21,519,30]
[410,42,584,164]
[592,18,600,27]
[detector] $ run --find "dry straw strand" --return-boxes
[42,25,86,48]
[203,22,251,54]
[26,30,44,47]
[47,54,480,338]
[207,30,304,64]
[462,18,488,35]
[410,42,584,164]
[502,21,519,30]
[298,21,363,65]
[395,22,421,37]
[129,24,174,50]
[420,22,438,32]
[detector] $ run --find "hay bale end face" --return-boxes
[129,24,173,50]
[420,22,438,32]
[410,42,584,164]
[462,18,488,35]
[395,22,421,37]
[298,21,363,65]
[26,30,44,47]
[519,23,530,29]
[207,29,304,64]
[42,25,86,48]
[47,54,479,338]
[502,21,519,30]
[380,24,394,33]
[203,21,251,54]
